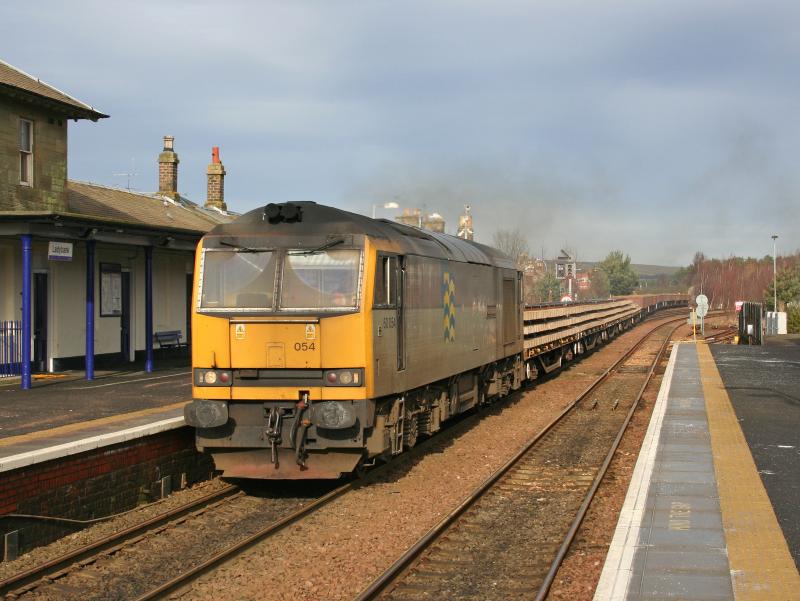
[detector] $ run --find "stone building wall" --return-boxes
[0,97,68,212]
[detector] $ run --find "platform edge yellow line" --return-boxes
[0,401,187,449]
[697,342,799,600]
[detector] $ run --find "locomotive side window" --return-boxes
[198,249,276,311]
[280,249,361,310]
[373,255,398,307]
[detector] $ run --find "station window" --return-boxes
[19,119,33,186]
[374,255,397,307]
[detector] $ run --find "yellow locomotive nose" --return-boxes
[230,322,320,369]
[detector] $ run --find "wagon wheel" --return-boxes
[403,413,419,449]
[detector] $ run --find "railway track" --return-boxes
[0,481,340,601]
[0,312,686,601]
[355,317,682,601]
[0,482,239,597]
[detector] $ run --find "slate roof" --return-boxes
[66,181,232,233]
[0,59,108,121]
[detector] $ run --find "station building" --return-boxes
[0,59,233,387]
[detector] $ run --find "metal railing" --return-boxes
[1,320,22,378]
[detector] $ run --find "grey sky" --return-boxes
[3,1,798,265]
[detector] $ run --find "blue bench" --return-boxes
[153,330,187,349]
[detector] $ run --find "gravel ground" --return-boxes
[18,492,323,601]
[182,319,677,601]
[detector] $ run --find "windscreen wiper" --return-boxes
[290,238,344,255]
[219,240,261,253]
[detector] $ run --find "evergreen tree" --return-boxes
[598,251,639,295]
[763,265,800,311]
[588,268,610,299]
[534,271,562,303]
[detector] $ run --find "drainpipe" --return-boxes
[86,240,95,380]
[145,246,154,372]
[21,235,32,390]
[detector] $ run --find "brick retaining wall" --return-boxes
[0,427,213,559]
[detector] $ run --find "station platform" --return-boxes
[595,342,800,600]
[0,368,189,473]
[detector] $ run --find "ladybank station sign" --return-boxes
[48,241,73,261]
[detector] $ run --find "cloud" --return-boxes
[2,0,799,264]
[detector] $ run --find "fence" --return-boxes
[1,320,22,377]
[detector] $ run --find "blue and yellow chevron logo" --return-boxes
[442,271,456,342]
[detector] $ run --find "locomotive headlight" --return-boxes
[195,369,233,387]
[323,369,363,387]
[311,401,357,429]
[184,400,229,428]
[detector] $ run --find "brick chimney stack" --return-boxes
[158,135,179,200]
[205,146,227,211]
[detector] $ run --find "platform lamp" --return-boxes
[772,234,778,312]
[372,200,399,219]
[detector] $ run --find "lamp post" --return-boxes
[772,234,778,312]
[372,201,399,219]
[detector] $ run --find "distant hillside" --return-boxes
[546,261,680,277]
[629,263,681,277]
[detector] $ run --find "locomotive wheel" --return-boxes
[403,413,419,449]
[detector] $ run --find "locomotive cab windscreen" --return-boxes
[197,243,363,314]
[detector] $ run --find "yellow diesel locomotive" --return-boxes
[184,202,523,478]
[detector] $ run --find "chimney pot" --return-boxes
[158,136,179,200]
[206,146,227,211]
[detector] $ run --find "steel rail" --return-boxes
[354,315,685,601]
[0,483,240,597]
[533,320,681,601]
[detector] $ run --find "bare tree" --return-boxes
[492,228,530,267]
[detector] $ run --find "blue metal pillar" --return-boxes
[145,246,154,372]
[20,235,32,390]
[86,240,95,380]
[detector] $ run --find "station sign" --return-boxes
[560,294,573,303]
[48,241,73,261]
[735,301,744,313]
[695,294,709,318]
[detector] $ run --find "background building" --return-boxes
[395,207,446,233]
[457,205,473,240]
[0,60,231,386]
